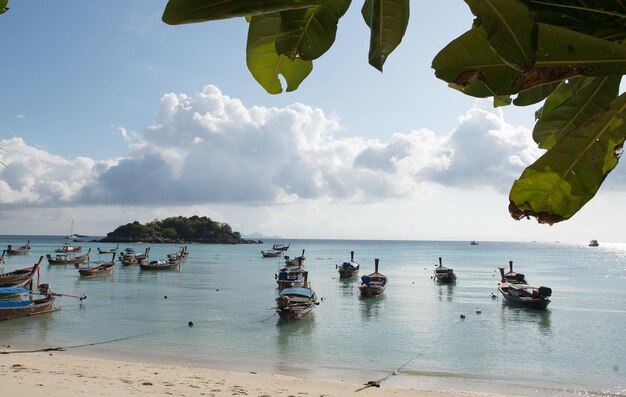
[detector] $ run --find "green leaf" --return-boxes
[275,0,351,61]
[0,0,8,14]
[534,78,586,120]
[433,23,626,98]
[509,92,626,224]
[513,81,559,106]
[246,13,313,94]
[361,0,410,71]
[464,0,537,71]
[163,0,328,25]
[432,27,522,97]
[533,76,621,149]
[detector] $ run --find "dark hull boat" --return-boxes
[97,244,119,254]
[0,294,55,320]
[284,249,305,266]
[275,272,317,320]
[6,241,31,255]
[337,251,360,278]
[276,266,306,289]
[78,254,116,277]
[261,250,282,258]
[272,243,290,251]
[500,261,527,284]
[359,258,387,297]
[47,248,91,266]
[498,267,551,310]
[433,257,456,283]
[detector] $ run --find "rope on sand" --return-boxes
[0,325,187,355]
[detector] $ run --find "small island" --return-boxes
[98,216,261,244]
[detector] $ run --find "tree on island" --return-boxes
[158,0,626,225]
[100,216,260,244]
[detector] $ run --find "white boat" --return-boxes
[589,240,599,247]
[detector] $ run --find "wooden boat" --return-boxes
[139,256,180,270]
[433,257,456,283]
[55,241,82,253]
[337,251,360,278]
[6,240,31,255]
[276,265,306,289]
[284,249,305,266]
[262,250,282,258]
[0,257,42,288]
[470,241,479,245]
[78,253,116,276]
[499,261,527,284]
[275,272,318,320]
[589,239,599,247]
[121,247,150,267]
[272,243,290,251]
[47,248,91,266]
[359,258,387,296]
[97,244,119,254]
[0,288,55,320]
[498,280,552,310]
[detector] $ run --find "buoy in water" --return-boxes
[164,296,168,299]
[460,314,466,319]
[188,321,194,327]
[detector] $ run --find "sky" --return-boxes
[1,1,625,243]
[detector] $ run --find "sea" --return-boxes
[0,235,624,396]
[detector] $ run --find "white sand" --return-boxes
[0,349,515,397]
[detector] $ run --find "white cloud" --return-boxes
[8,84,626,240]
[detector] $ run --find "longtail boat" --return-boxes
[359,258,387,297]
[0,256,42,288]
[0,289,55,320]
[498,267,551,310]
[337,251,360,278]
[6,240,31,255]
[55,241,82,253]
[275,272,317,320]
[78,253,116,277]
[433,257,457,283]
[97,244,119,254]
[47,248,91,266]
[284,249,305,266]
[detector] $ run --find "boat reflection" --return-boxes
[436,283,455,302]
[499,304,552,335]
[274,314,316,374]
[337,277,357,297]
[359,294,385,320]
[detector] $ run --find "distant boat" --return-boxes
[47,249,91,266]
[359,258,387,297]
[589,239,599,247]
[261,250,282,258]
[55,241,82,253]
[276,265,306,289]
[78,253,116,277]
[499,261,527,284]
[6,240,31,256]
[433,257,457,283]
[337,251,360,279]
[121,248,150,267]
[272,243,290,251]
[275,272,318,320]
[284,249,305,266]
[470,241,479,245]
[98,244,119,254]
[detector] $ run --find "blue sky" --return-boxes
[1,1,625,243]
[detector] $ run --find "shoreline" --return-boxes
[0,348,513,397]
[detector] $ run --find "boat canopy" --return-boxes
[280,287,314,298]
[0,287,31,294]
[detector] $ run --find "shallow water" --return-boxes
[1,236,624,396]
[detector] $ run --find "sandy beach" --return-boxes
[0,349,512,397]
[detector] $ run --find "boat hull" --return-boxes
[358,284,385,296]
[498,286,550,310]
[0,297,55,321]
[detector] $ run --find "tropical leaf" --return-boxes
[513,81,559,106]
[275,0,351,61]
[433,23,626,98]
[163,0,328,25]
[0,0,8,14]
[361,0,410,71]
[509,92,626,224]
[247,14,313,94]
[533,76,621,149]
[464,0,537,71]
[534,78,586,120]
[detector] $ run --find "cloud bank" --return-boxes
[1,85,548,210]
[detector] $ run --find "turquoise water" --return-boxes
[1,236,624,396]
